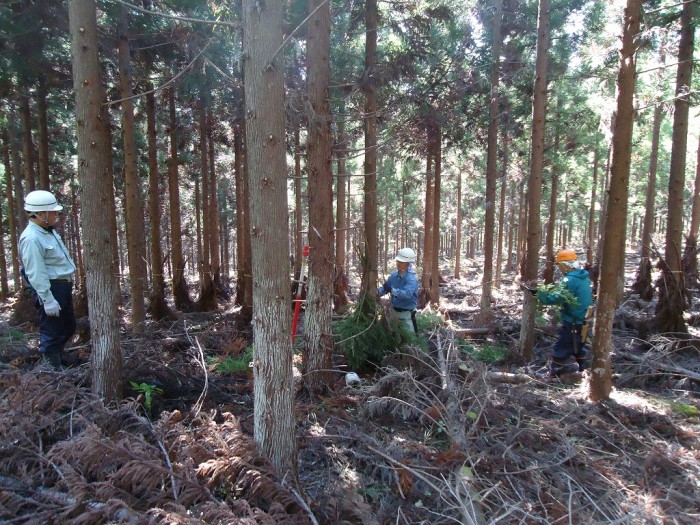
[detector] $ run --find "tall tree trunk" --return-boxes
[8,108,26,231]
[481,0,502,312]
[37,77,50,190]
[146,88,171,319]
[518,0,550,360]
[656,0,694,334]
[495,130,508,287]
[304,0,334,394]
[586,136,600,264]
[455,170,462,279]
[234,123,253,324]
[0,189,7,299]
[543,97,562,285]
[208,111,221,291]
[242,0,297,481]
[682,135,700,287]
[631,104,662,300]
[117,6,147,333]
[430,122,441,306]
[590,0,641,402]
[1,130,20,290]
[69,0,123,402]
[421,154,433,306]
[197,97,216,310]
[167,88,192,311]
[293,127,303,292]
[20,95,35,193]
[361,0,379,298]
[334,116,349,308]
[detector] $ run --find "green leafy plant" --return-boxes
[669,402,700,418]
[535,282,579,323]
[208,346,254,374]
[130,381,163,414]
[416,309,443,331]
[334,294,401,370]
[459,342,509,364]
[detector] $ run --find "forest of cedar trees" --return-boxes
[0,0,699,523]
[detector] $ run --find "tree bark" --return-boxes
[69,0,123,402]
[481,0,502,311]
[631,103,662,300]
[167,88,192,311]
[334,116,349,308]
[518,0,550,360]
[117,6,147,333]
[656,0,695,333]
[455,170,462,279]
[430,122,442,306]
[590,0,641,402]
[146,87,171,320]
[20,95,35,193]
[361,0,379,298]
[304,0,335,394]
[1,130,20,290]
[243,0,297,481]
[37,77,50,190]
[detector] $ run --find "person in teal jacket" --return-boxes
[537,249,593,377]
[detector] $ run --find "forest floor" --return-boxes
[1,255,699,524]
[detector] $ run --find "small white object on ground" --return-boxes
[345,372,361,386]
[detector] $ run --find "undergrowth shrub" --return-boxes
[334,294,401,370]
[459,342,509,364]
[209,346,253,374]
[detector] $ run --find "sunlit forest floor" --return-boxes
[1,252,699,524]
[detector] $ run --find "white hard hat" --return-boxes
[396,247,416,263]
[24,190,63,213]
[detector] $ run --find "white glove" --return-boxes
[43,299,61,317]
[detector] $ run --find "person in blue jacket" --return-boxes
[536,249,593,377]
[378,248,419,334]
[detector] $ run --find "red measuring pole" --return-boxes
[291,245,310,344]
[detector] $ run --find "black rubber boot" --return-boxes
[576,356,591,372]
[42,351,63,369]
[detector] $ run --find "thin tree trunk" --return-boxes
[304,0,334,394]
[631,105,662,299]
[430,123,441,306]
[69,0,123,402]
[481,0,502,311]
[243,0,297,481]
[334,116,349,308]
[519,0,550,360]
[361,0,379,298]
[197,97,216,310]
[455,170,462,279]
[167,88,192,311]
[293,127,303,291]
[37,78,50,189]
[590,0,641,402]
[117,6,147,333]
[8,109,26,232]
[421,154,434,305]
[656,0,694,333]
[1,130,20,290]
[146,87,170,319]
[20,95,35,193]
[586,136,600,264]
[208,111,221,290]
[495,130,508,287]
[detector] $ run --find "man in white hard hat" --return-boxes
[378,247,419,334]
[19,190,77,368]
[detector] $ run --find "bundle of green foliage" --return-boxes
[334,294,400,370]
[534,282,579,324]
[334,296,445,369]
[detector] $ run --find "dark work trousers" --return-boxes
[551,321,586,367]
[34,280,76,362]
